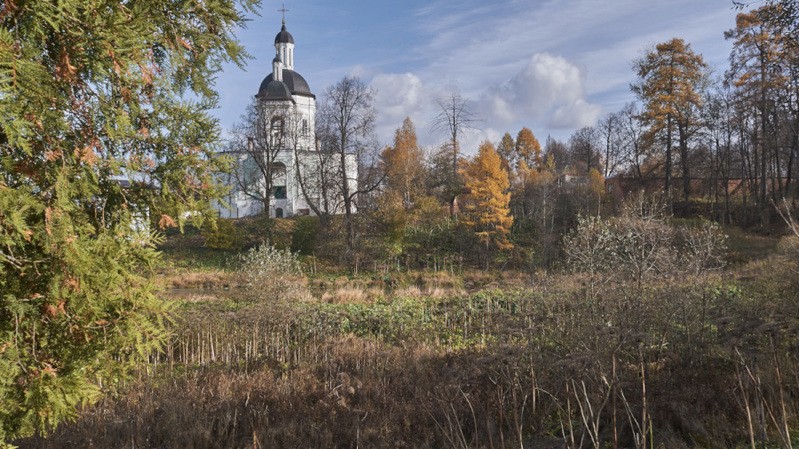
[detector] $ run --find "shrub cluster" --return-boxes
[235,244,310,303]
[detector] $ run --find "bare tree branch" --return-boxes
[429,93,480,216]
[226,100,298,216]
[316,76,378,253]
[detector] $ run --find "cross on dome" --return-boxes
[278,4,289,24]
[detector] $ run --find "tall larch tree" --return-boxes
[461,141,513,263]
[760,0,799,40]
[381,117,425,210]
[632,38,707,204]
[726,5,788,212]
[0,0,253,443]
[516,127,543,169]
[496,132,516,174]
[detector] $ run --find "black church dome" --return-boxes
[257,80,294,102]
[274,23,294,44]
[258,69,314,98]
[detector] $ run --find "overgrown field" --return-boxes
[16,227,799,448]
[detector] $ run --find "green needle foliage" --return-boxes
[0,0,256,442]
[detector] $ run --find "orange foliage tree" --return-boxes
[587,167,606,216]
[461,141,514,261]
[381,117,426,210]
[632,38,707,204]
[726,5,788,210]
[496,132,516,174]
[516,127,543,169]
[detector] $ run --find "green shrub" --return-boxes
[291,216,320,255]
[201,218,243,250]
[235,244,310,302]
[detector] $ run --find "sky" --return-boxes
[213,0,744,155]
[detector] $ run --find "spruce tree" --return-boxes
[0,0,254,442]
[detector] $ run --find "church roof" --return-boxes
[258,69,314,98]
[274,23,294,44]
[257,80,294,102]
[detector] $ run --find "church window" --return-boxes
[271,163,287,201]
[275,208,284,218]
[270,116,284,137]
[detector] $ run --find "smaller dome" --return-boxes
[275,23,294,44]
[257,80,294,102]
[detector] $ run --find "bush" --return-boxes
[564,192,727,292]
[290,216,320,255]
[201,218,244,250]
[235,245,310,302]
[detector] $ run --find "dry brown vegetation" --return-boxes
[159,269,234,290]
[16,240,799,449]
[15,199,799,448]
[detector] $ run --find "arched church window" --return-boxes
[271,162,287,199]
[272,186,287,199]
[270,116,284,138]
[302,119,308,135]
[271,162,287,184]
[275,208,284,218]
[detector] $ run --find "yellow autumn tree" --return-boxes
[516,160,539,186]
[516,127,542,169]
[496,132,516,173]
[375,117,427,258]
[587,167,606,215]
[461,141,513,258]
[726,5,787,210]
[632,38,707,204]
[381,117,426,209]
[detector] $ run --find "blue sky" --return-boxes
[214,0,742,154]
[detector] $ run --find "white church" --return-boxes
[217,19,358,219]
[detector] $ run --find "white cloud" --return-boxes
[489,96,515,123]
[551,99,603,129]
[481,53,602,130]
[372,73,425,123]
[349,64,378,80]
[370,72,431,147]
[367,54,602,151]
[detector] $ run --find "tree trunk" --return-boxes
[679,121,691,203]
[340,146,354,252]
[760,55,769,223]
[787,126,797,199]
[451,137,459,218]
[665,113,674,209]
